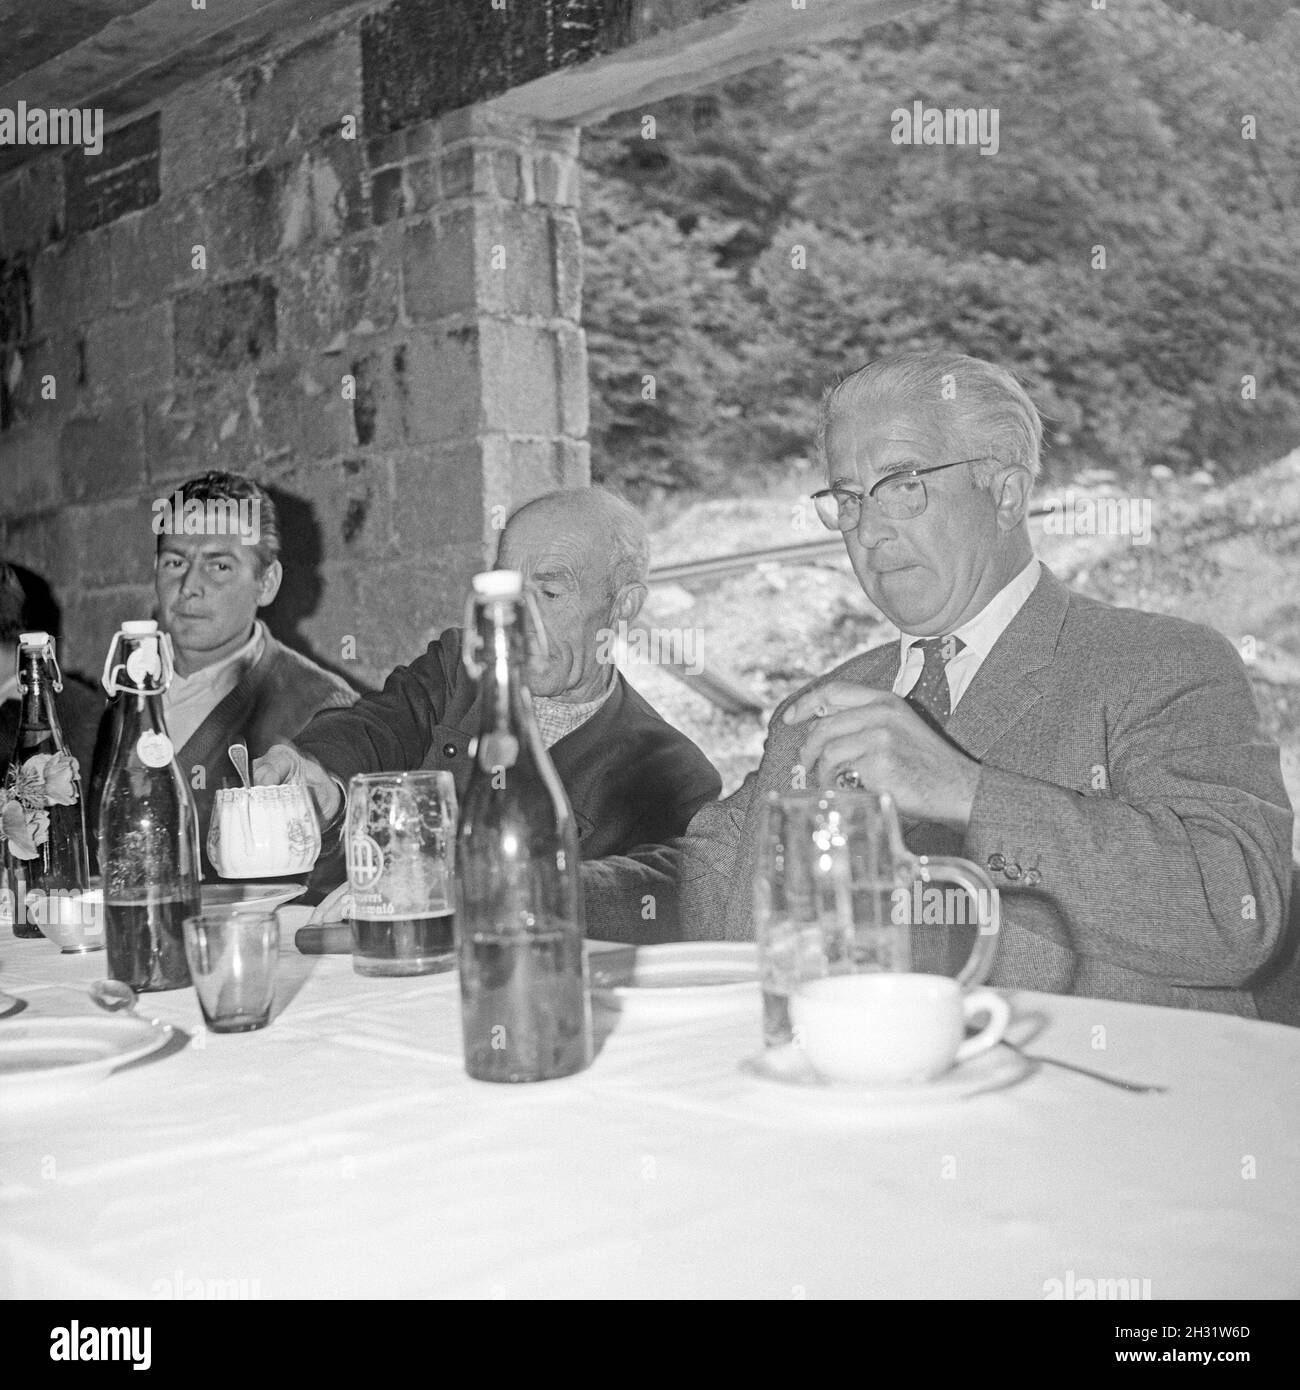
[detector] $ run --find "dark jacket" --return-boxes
[90,633,357,876]
[293,626,722,883]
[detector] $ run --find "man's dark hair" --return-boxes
[0,564,25,643]
[0,563,60,644]
[156,471,280,574]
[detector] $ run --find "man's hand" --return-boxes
[782,683,981,829]
[253,743,341,823]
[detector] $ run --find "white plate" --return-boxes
[201,881,307,914]
[590,942,760,1014]
[741,1042,1031,1114]
[0,1015,175,1112]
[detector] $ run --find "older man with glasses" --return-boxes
[582,350,1294,1018]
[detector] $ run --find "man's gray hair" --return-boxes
[504,487,649,597]
[815,351,1044,487]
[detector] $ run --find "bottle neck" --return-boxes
[13,654,68,758]
[477,599,534,735]
[16,655,47,732]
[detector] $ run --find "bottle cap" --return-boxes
[17,631,51,648]
[121,619,160,635]
[471,570,524,599]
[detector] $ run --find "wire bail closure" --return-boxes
[462,585,549,681]
[101,626,176,697]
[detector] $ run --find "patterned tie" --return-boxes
[906,636,965,729]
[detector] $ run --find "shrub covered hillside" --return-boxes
[580,0,1300,504]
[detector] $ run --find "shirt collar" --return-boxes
[897,558,1042,665]
[169,619,266,692]
[532,676,617,749]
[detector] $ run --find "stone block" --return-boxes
[478,319,559,435]
[275,454,397,561]
[0,427,62,513]
[555,324,589,439]
[312,140,367,239]
[534,150,579,206]
[398,326,482,445]
[551,208,582,320]
[70,495,155,588]
[83,304,173,400]
[173,275,278,378]
[160,76,246,198]
[391,441,483,553]
[341,229,401,333]
[196,172,260,276]
[65,113,161,235]
[108,205,185,308]
[143,388,213,487]
[245,29,363,156]
[553,436,591,488]
[477,205,555,318]
[402,212,477,322]
[60,405,147,502]
[277,248,345,351]
[370,166,406,226]
[405,158,439,215]
[480,434,560,522]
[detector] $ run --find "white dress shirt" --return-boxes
[893,558,1042,713]
[163,620,266,752]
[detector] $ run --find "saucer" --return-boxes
[741,1042,1031,1112]
[590,943,759,1016]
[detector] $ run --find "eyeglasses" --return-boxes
[810,457,990,529]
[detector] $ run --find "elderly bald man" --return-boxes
[254,487,721,889]
[583,351,1293,1018]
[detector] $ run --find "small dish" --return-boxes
[0,1014,174,1112]
[741,1041,1031,1113]
[35,886,106,953]
[590,942,759,1015]
[201,881,307,914]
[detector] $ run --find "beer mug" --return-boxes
[345,771,457,977]
[753,789,1000,1048]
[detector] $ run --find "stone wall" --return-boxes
[0,16,589,690]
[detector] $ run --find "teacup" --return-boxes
[208,784,320,879]
[791,973,1010,1086]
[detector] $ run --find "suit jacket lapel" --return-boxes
[944,565,1069,760]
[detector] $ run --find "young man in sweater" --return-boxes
[91,471,357,876]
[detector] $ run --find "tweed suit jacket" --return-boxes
[582,567,1294,1017]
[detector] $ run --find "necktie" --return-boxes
[906,636,965,729]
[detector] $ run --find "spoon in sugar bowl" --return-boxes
[229,742,253,788]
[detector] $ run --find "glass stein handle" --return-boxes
[912,853,1001,988]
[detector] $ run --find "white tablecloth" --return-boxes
[3,912,1299,1300]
